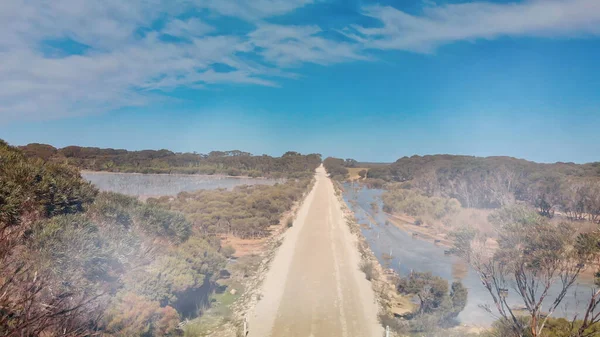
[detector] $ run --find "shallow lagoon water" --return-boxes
[342,184,596,326]
[82,172,282,197]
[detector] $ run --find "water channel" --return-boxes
[342,184,596,327]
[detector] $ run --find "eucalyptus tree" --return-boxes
[451,205,599,337]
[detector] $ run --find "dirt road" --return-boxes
[248,166,382,337]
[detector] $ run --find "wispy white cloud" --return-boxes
[163,18,215,38]
[2,0,600,121]
[0,0,347,121]
[203,0,316,20]
[249,24,368,66]
[346,0,600,53]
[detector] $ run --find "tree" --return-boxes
[452,205,595,337]
[323,157,349,179]
[397,272,449,315]
[344,158,358,168]
[583,182,600,224]
[396,271,467,325]
[449,281,468,318]
[559,182,588,221]
[529,173,563,217]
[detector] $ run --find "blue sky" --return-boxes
[1,0,599,163]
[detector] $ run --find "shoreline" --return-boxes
[384,211,599,283]
[80,170,283,181]
[332,181,414,324]
[384,212,455,249]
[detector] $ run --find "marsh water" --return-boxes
[82,172,282,197]
[342,184,596,327]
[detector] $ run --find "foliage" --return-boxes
[382,186,461,220]
[0,140,233,336]
[102,293,180,337]
[0,140,100,336]
[136,204,191,243]
[0,140,97,227]
[126,254,203,305]
[30,214,115,292]
[361,154,600,211]
[323,157,349,180]
[452,205,599,337]
[556,180,600,222]
[483,316,600,337]
[396,271,467,329]
[360,260,375,281]
[20,143,322,179]
[155,178,313,238]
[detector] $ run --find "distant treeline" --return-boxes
[330,155,600,218]
[0,139,314,336]
[20,143,322,178]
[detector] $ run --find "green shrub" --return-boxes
[0,141,97,225]
[136,204,191,242]
[382,187,461,220]
[221,245,236,258]
[360,260,375,281]
[103,292,180,336]
[157,179,312,239]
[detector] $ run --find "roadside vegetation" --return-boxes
[1,139,316,336]
[150,178,314,239]
[328,156,600,336]
[20,143,321,178]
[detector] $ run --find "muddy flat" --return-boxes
[248,166,381,337]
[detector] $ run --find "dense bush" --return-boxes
[136,204,191,243]
[102,293,180,336]
[0,140,230,336]
[0,139,97,226]
[155,178,313,238]
[1,140,101,335]
[323,157,349,180]
[382,186,461,220]
[30,214,115,291]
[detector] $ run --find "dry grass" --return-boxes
[450,207,495,237]
[385,207,495,248]
[347,167,368,181]
[220,235,268,257]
